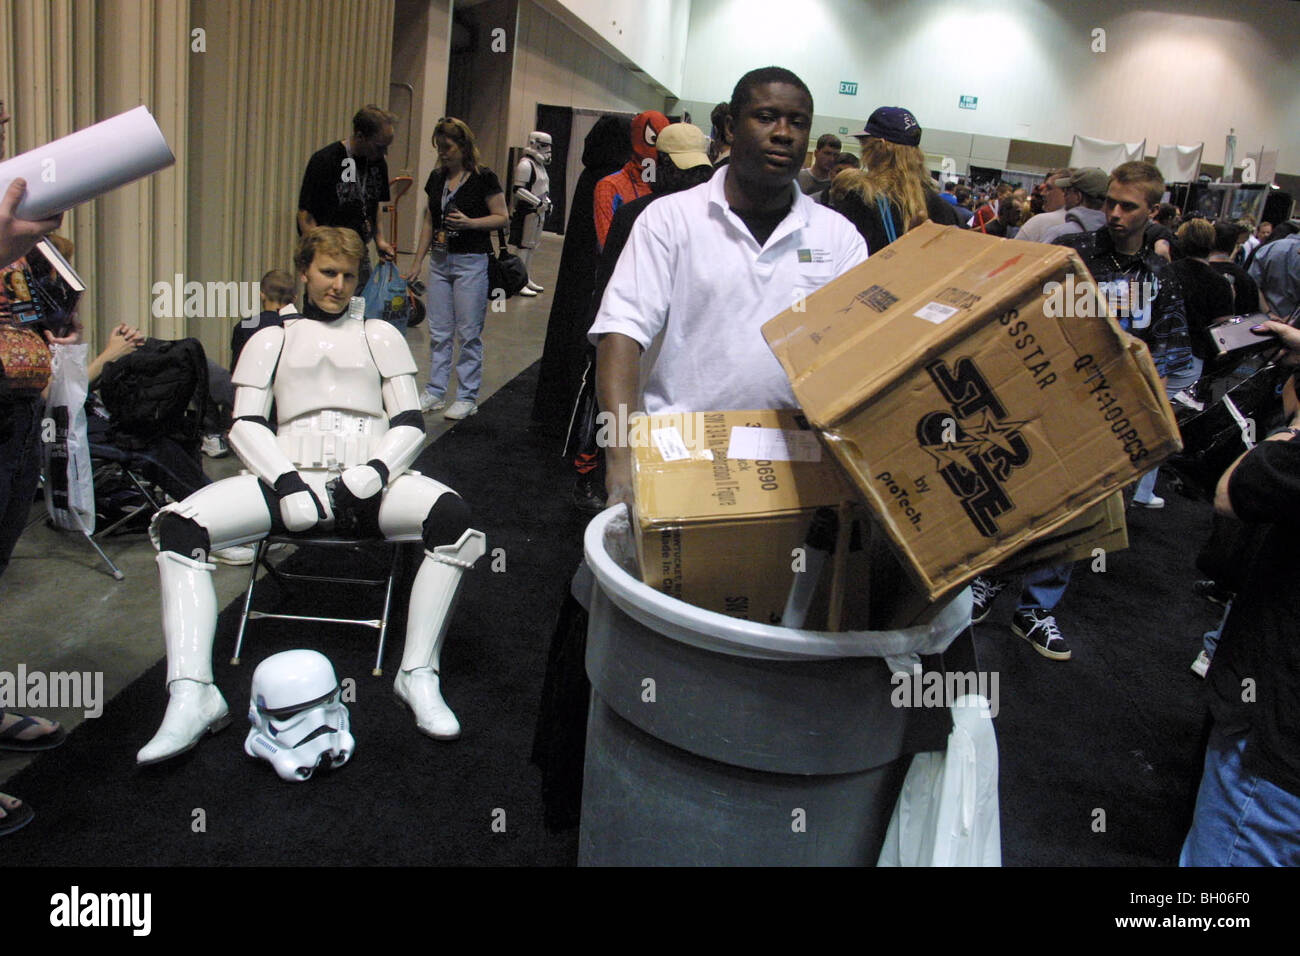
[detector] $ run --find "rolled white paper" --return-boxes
[0,105,176,220]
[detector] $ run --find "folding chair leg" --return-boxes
[231,539,268,665]
[82,529,125,580]
[372,545,398,676]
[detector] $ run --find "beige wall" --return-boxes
[186,0,393,364]
[447,0,519,183]
[509,0,667,152]
[0,0,186,349]
[391,0,452,254]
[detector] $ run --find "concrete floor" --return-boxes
[0,237,561,787]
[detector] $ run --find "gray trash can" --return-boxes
[578,506,971,866]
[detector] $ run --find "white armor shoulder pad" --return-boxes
[364,319,418,378]
[231,326,285,388]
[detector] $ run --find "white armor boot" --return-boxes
[393,528,487,738]
[137,551,231,764]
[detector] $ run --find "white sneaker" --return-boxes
[211,545,255,566]
[443,399,478,420]
[517,286,539,297]
[1132,495,1165,509]
[526,280,544,292]
[420,392,447,413]
[1190,650,1211,678]
[201,434,229,458]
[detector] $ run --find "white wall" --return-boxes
[681,0,1300,174]
[534,0,690,96]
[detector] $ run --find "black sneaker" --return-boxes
[572,474,608,515]
[970,576,1007,624]
[1011,608,1072,660]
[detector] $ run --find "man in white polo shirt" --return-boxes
[590,66,867,506]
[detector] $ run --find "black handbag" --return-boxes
[488,228,529,298]
[1163,363,1291,499]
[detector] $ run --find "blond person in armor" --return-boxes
[138,227,485,765]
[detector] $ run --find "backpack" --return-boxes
[97,337,208,450]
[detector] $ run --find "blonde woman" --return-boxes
[830,107,957,253]
[407,117,509,420]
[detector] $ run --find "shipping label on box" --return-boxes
[631,409,858,625]
[763,222,1180,601]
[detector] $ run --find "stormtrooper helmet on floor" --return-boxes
[245,650,354,782]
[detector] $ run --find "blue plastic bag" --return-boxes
[361,260,410,331]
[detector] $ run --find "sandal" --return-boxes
[0,793,34,837]
[0,713,68,752]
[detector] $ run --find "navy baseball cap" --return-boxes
[855,107,922,147]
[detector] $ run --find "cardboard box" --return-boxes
[763,222,1180,602]
[997,491,1128,574]
[631,409,859,627]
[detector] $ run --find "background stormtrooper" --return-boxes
[138,226,485,765]
[510,131,551,297]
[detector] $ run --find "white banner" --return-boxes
[1155,143,1203,184]
[1069,134,1147,173]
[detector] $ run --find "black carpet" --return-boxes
[977,488,1219,866]
[6,361,1220,866]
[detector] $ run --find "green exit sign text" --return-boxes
[839,81,858,95]
[959,95,978,110]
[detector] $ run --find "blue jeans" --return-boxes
[1018,562,1072,612]
[1181,723,1300,866]
[1136,357,1204,502]
[426,250,488,404]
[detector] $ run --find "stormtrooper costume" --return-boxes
[511,131,552,296]
[138,295,485,765]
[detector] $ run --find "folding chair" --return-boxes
[231,534,403,676]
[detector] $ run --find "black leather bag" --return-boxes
[488,228,529,298]
[1164,363,1291,499]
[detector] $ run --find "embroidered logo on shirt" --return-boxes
[797,248,832,264]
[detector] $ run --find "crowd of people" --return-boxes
[3,65,1298,866]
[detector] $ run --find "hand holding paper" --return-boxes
[0,106,175,221]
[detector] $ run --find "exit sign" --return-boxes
[839,81,858,95]
[839,127,849,135]
[959,95,978,110]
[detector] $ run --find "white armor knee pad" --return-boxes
[430,528,488,569]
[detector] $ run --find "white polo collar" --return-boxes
[707,164,811,251]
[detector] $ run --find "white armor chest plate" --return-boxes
[274,317,387,470]
[516,155,550,208]
[531,163,550,204]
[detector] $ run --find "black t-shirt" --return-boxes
[297,141,391,243]
[423,166,504,255]
[1144,221,1182,260]
[1208,436,1300,796]
[1209,260,1262,315]
[833,189,957,254]
[1167,258,1235,360]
